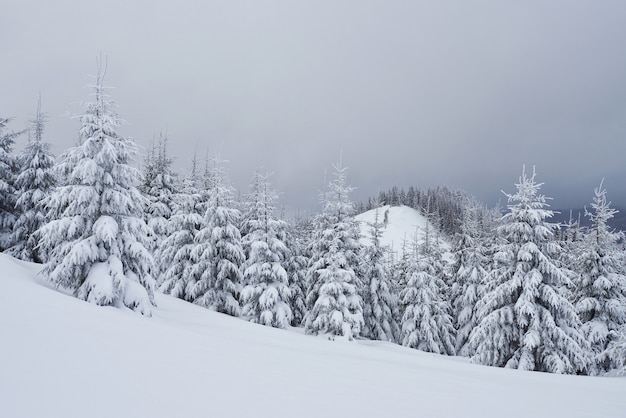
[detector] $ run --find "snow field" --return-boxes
[1,253,625,418]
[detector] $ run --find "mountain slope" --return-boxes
[356,205,450,260]
[1,253,625,418]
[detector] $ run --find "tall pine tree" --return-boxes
[8,96,56,262]
[143,132,178,276]
[575,180,626,375]
[469,167,586,373]
[305,160,363,340]
[400,225,456,354]
[157,162,205,299]
[187,156,244,316]
[0,116,22,250]
[361,203,400,342]
[450,202,488,357]
[39,65,155,315]
[240,171,292,328]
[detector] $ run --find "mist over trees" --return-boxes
[2,68,626,377]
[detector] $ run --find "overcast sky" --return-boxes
[3,1,626,213]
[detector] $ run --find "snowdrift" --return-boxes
[1,253,625,418]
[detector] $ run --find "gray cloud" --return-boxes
[2,1,626,212]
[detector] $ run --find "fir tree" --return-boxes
[0,116,22,250]
[450,202,488,357]
[240,171,292,328]
[284,220,309,326]
[187,156,244,316]
[469,167,587,374]
[400,226,456,354]
[157,163,204,299]
[7,96,56,262]
[39,66,155,315]
[361,203,400,342]
[575,180,626,375]
[143,132,178,275]
[305,160,363,340]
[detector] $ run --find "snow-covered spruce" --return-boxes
[574,180,626,375]
[305,160,364,340]
[240,171,292,328]
[186,156,244,316]
[7,97,56,263]
[450,202,488,357]
[284,222,309,327]
[0,116,22,250]
[39,69,155,315]
[360,203,400,342]
[142,132,178,277]
[469,167,587,374]
[400,225,456,354]
[157,163,205,299]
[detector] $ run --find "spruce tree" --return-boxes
[240,171,292,328]
[285,220,309,326]
[187,156,244,316]
[304,160,363,340]
[0,116,22,250]
[575,180,626,375]
[400,227,456,354]
[143,133,178,275]
[157,163,204,299]
[469,167,587,373]
[450,202,488,357]
[361,203,400,342]
[7,96,56,262]
[39,67,155,315]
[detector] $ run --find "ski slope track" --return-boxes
[1,252,625,418]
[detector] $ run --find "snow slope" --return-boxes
[356,205,449,260]
[1,253,625,418]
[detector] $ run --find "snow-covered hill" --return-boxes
[2,254,625,417]
[356,205,450,261]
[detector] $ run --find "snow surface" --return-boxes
[356,205,450,260]
[1,252,625,418]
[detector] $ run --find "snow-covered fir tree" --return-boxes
[400,225,456,354]
[38,67,156,315]
[0,116,22,250]
[157,161,205,299]
[361,203,400,342]
[450,202,488,357]
[284,218,309,326]
[142,132,178,275]
[469,167,587,374]
[187,156,244,316]
[574,180,626,375]
[240,171,292,328]
[7,96,56,262]
[305,160,364,340]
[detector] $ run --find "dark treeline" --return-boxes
[357,185,483,238]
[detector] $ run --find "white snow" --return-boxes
[1,252,625,418]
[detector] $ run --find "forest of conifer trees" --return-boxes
[1,69,625,376]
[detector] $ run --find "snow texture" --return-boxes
[2,252,625,418]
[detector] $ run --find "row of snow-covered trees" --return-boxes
[1,69,625,376]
